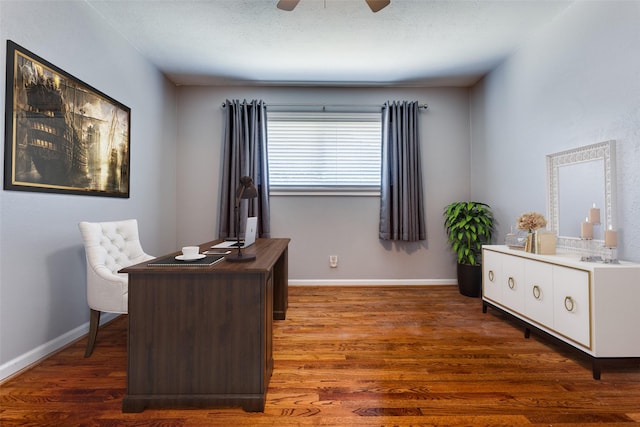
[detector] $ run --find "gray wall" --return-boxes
[176,86,471,283]
[0,1,178,379]
[469,0,640,262]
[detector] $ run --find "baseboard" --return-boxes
[289,279,457,286]
[0,312,118,383]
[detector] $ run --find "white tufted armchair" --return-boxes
[78,219,154,357]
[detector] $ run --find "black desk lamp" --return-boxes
[226,175,258,262]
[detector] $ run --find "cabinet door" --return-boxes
[524,260,553,327]
[482,250,502,303]
[501,255,525,313]
[553,266,591,348]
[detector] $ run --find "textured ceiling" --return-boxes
[86,0,573,86]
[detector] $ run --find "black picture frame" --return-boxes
[4,40,131,198]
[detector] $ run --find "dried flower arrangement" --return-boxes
[517,212,547,232]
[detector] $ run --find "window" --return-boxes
[267,111,381,194]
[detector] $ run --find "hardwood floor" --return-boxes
[2,285,639,426]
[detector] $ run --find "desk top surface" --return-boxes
[121,237,290,274]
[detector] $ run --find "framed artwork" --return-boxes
[4,40,130,197]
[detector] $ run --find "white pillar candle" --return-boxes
[604,226,618,248]
[581,217,593,239]
[589,203,601,224]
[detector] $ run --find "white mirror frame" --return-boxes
[546,140,616,253]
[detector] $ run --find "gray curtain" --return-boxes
[219,99,271,238]
[379,101,426,241]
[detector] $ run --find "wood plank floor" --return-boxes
[1,285,639,426]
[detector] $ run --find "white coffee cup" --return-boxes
[182,246,200,258]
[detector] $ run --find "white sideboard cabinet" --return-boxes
[482,245,640,379]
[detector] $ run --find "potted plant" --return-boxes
[443,201,495,297]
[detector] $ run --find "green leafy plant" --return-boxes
[444,201,495,266]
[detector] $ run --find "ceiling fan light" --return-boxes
[277,0,300,11]
[366,0,391,13]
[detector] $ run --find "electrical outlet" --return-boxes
[329,255,338,268]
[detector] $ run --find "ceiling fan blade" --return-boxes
[365,0,390,13]
[277,0,301,11]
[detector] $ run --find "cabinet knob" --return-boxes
[488,270,494,282]
[532,285,541,299]
[564,296,575,312]
[508,277,515,289]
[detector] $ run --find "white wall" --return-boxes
[470,0,640,262]
[176,86,471,282]
[0,1,178,379]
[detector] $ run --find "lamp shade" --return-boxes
[227,175,258,263]
[235,176,258,203]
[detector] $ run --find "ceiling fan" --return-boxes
[277,0,391,13]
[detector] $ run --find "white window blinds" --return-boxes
[267,111,381,191]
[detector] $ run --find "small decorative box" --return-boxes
[536,231,557,255]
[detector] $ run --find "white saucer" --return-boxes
[175,254,206,262]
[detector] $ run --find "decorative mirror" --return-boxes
[546,140,616,252]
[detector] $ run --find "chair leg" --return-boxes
[85,309,101,357]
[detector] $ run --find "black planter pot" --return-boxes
[456,263,482,297]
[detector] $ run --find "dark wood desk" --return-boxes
[120,238,289,413]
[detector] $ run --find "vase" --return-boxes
[524,231,537,253]
[457,263,482,298]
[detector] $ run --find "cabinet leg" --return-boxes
[122,397,146,413]
[592,359,602,380]
[524,327,531,339]
[482,302,487,313]
[242,398,266,412]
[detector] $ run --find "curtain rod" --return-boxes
[221,102,428,110]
